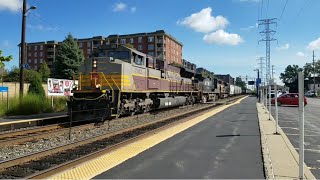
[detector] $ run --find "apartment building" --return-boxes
[26,36,106,72]
[25,30,182,72]
[106,30,183,64]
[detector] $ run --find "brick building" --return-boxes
[107,30,183,64]
[26,36,106,72]
[215,74,235,85]
[25,30,182,72]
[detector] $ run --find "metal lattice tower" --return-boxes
[258,18,277,84]
[257,56,265,85]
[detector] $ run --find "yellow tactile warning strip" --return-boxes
[49,96,247,180]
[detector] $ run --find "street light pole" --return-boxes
[19,0,36,101]
[19,0,27,100]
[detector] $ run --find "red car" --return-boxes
[271,93,307,106]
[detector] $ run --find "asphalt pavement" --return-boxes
[94,97,265,179]
[271,98,320,179]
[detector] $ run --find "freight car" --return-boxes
[68,45,240,121]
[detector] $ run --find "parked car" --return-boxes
[271,93,307,106]
[305,90,318,97]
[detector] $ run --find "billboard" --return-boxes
[47,78,78,96]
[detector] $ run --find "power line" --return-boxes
[279,0,288,21]
[296,0,311,18]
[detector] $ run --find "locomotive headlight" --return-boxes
[93,60,97,68]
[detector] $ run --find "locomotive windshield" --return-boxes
[107,51,130,61]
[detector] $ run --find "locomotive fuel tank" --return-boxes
[154,96,187,109]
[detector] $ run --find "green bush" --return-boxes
[28,71,45,97]
[52,96,68,112]
[5,94,53,116]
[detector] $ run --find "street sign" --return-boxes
[248,81,255,85]
[0,86,8,92]
[256,78,261,85]
[24,63,30,69]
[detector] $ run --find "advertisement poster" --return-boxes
[47,78,78,96]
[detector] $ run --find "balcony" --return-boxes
[47,55,54,59]
[157,39,163,44]
[47,48,54,52]
[157,47,163,51]
[157,55,163,59]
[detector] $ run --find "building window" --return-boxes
[40,45,43,50]
[28,46,31,50]
[138,45,143,50]
[87,42,91,47]
[28,52,31,57]
[148,52,155,56]
[34,52,37,57]
[87,49,91,54]
[28,59,31,63]
[148,37,154,42]
[79,42,83,48]
[130,38,134,44]
[40,58,43,63]
[120,39,126,44]
[40,52,43,57]
[34,46,38,50]
[34,59,37,63]
[148,44,154,50]
[138,37,142,43]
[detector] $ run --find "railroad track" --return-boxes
[0,95,245,179]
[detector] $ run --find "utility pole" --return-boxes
[313,51,316,97]
[257,56,265,85]
[19,0,27,100]
[258,18,277,85]
[19,0,36,101]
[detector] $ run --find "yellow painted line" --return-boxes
[0,115,68,126]
[49,96,247,180]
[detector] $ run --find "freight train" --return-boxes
[67,45,242,121]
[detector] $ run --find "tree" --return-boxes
[3,66,19,82]
[28,71,45,97]
[54,33,85,79]
[303,63,313,78]
[38,62,51,82]
[0,50,12,68]
[235,77,246,91]
[280,65,303,92]
[280,65,303,84]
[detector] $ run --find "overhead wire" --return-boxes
[279,0,288,22]
[296,0,311,18]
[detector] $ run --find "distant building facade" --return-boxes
[25,30,182,72]
[215,74,235,85]
[107,30,183,64]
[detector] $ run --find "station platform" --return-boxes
[0,112,68,131]
[93,97,264,179]
[48,96,316,179]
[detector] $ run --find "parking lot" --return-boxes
[271,98,320,178]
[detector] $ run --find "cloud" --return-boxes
[0,0,22,12]
[130,7,136,13]
[27,24,58,32]
[113,2,127,12]
[307,38,320,50]
[177,7,229,33]
[296,52,305,57]
[240,23,258,31]
[203,30,243,45]
[276,43,290,51]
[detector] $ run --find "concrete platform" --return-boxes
[257,102,316,179]
[0,112,68,131]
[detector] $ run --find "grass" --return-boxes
[0,94,68,117]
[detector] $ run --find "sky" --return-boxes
[1,0,320,85]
